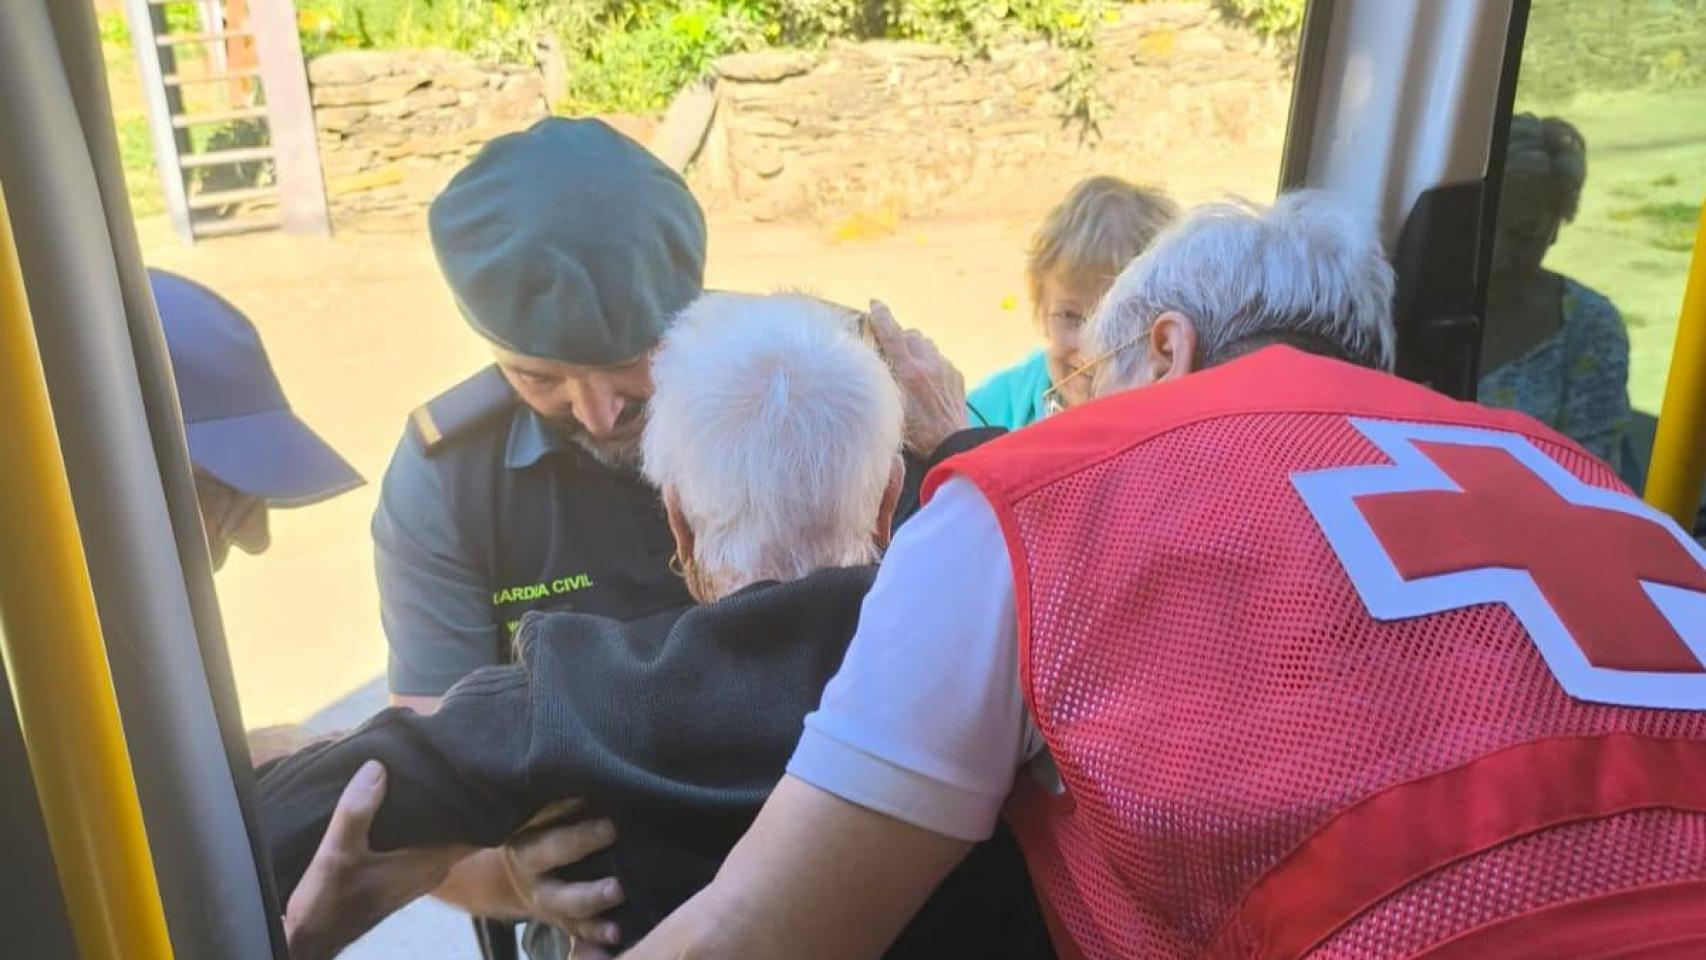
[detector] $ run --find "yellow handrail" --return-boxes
[1645,198,1706,528]
[0,187,175,956]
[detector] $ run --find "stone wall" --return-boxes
[300,4,1290,226]
[308,50,547,224]
[691,2,1293,222]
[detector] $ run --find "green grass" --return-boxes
[1651,231,1699,254]
[1609,201,1702,254]
[115,115,165,218]
[101,5,254,221]
[1620,201,1702,226]
[98,10,132,47]
[109,115,273,220]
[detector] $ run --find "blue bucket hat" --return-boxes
[428,118,708,366]
[150,269,364,506]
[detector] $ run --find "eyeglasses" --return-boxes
[1040,332,1144,417]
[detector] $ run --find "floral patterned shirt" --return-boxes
[1479,276,1631,471]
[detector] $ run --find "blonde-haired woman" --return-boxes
[970,175,1178,427]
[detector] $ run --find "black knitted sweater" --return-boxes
[257,566,1052,957]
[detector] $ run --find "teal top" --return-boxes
[1478,277,1630,472]
[968,349,1055,430]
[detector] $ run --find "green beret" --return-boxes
[429,118,707,365]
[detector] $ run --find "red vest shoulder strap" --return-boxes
[925,346,1573,506]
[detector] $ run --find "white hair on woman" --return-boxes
[1086,189,1397,389]
[642,292,903,589]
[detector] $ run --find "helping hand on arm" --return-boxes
[625,776,972,960]
[283,762,476,960]
[389,693,627,948]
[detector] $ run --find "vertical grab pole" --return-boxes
[1645,198,1706,528]
[0,185,175,960]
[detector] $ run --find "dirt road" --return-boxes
[142,75,1706,729]
[139,207,1109,726]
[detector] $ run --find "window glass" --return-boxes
[95,0,1302,946]
[1482,0,1704,493]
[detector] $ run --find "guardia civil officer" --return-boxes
[373,119,988,957]
[368,118,699,953]
[376,120,703,712]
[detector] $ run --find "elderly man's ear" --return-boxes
[873,455,905,551]
[663,488,695,570]
[1137,311,1199,387]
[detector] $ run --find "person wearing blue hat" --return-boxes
[151,268,442,960]
[151,268,363,568]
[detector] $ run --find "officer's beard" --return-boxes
[570,431,642,471]
[566,401,646,471]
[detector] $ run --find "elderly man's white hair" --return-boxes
[642,292,903,587]
[1087,189,1397,388]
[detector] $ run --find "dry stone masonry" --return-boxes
[691,2,1294,223]
[300,3,1291,227]
[308,49,547,225]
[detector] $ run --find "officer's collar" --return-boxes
[505,406,568,469]
[505,406,646,476]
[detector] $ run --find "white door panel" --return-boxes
[1297,0,1516,245]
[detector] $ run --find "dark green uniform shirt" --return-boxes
[373,368,691,696]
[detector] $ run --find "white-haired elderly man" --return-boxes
[255,293,1051,960]
[629,190,1706,960]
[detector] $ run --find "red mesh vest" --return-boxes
[925,347,1706,960]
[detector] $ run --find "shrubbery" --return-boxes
[302,0,793,112]
[1214,0,1303,35]
[296,0,1304,119]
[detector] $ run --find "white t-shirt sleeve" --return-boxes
[787,477,1040,842]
